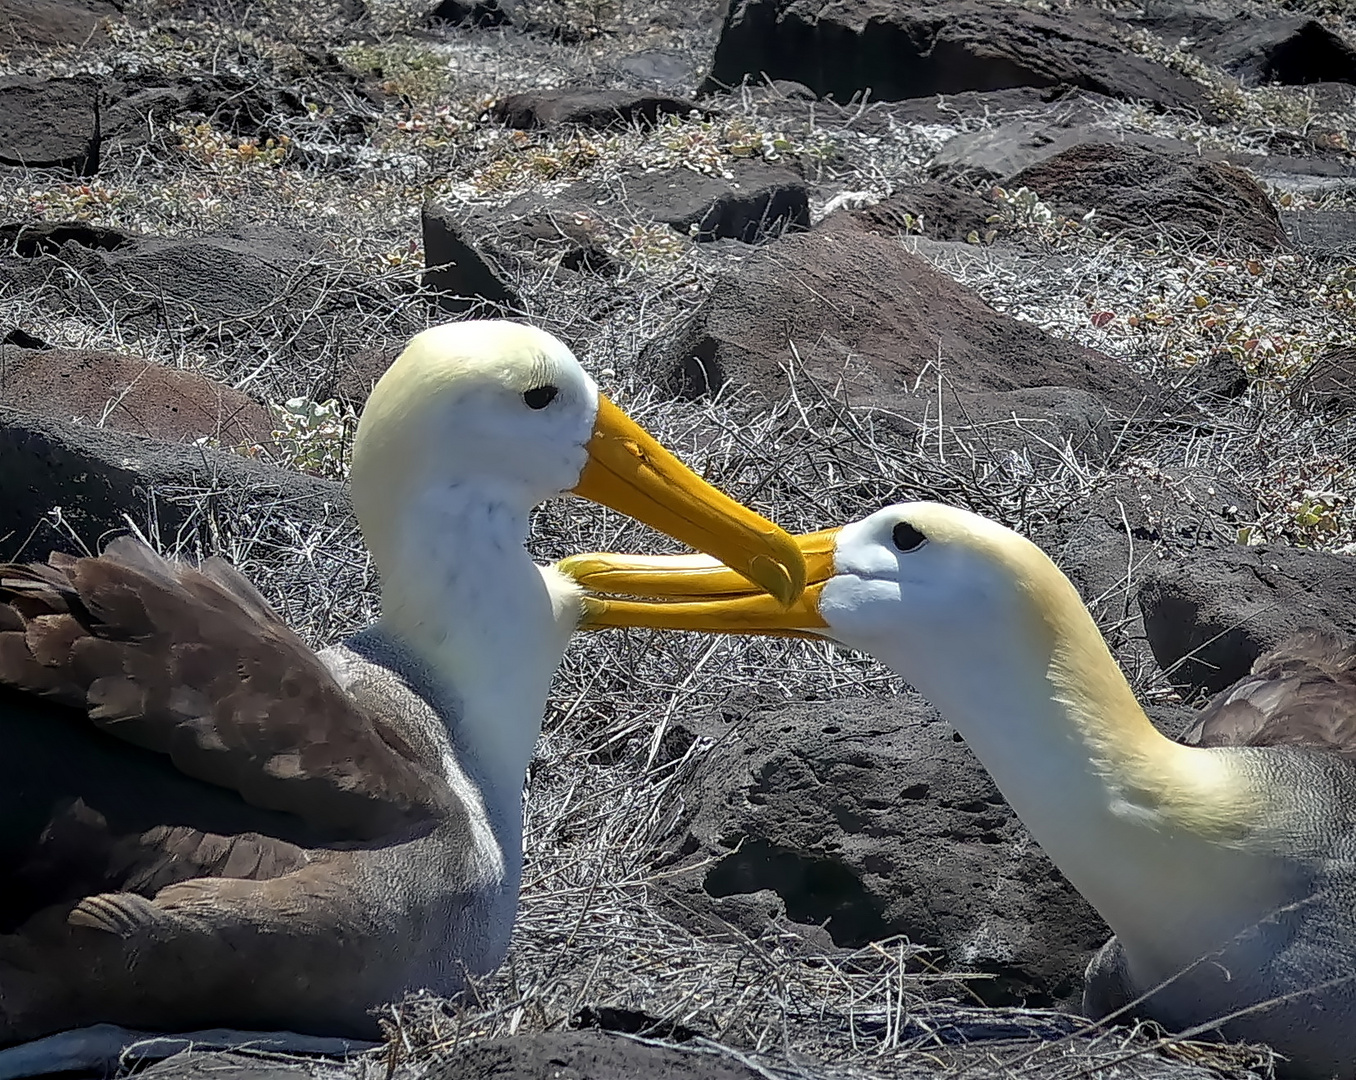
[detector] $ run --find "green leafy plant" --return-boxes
[268,396,358,478]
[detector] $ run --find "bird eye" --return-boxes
[523,385,558,410]
[892,521,927,553]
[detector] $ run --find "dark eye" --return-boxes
[892,520,927,553]
[523,385,558,410]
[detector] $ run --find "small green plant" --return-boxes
[645,113,834,178]
[471,130,612,192]
[21,180,123,218]
[615,222,687,271]
[989,185,1054,226]
[338,42,455,101]
[1241,456,1354,549]
[267,396,358,478]
[174,122,291,171]
[987,185,1092,237]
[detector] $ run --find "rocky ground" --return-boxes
[3,0,1356,1076]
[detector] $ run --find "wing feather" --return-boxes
[1182,629,1356,761]
[0,540,450,840]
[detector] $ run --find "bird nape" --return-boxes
[561,500,1356,1080]
[0,320,806,1076]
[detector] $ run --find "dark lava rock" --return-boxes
[704,0,1211,114]
[1007,142,1286,251]
[429,0,514,27]
[841,183,997,242]
[0,346,274,447]
[932,119,1194,181]
[2,225,412,391]
[0,220,130,257]
[1139,544,1356,699]
[99,70,374,155]
[1283,209,1356,258]
[0,77,99,174]
[421,1031,767,1079]
[0,0,121,51]
[493,88,703,130]
[478,197,618,277]
[422,205,523,315]
[608,161,808,243]
[3,224,326,330]
[1181,354,1250,403]
[1290,345,1356,415]
[2,328,50,350]
[934,115,1356,192]
[0,408,344,560]
[1041,468,1256,662]
[496,160,808,247]
[643,219,1146,408]
[1195,15,1356,86]
[658,695,1134,1007]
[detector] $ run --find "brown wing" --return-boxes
[1181,629,1356,761]
[0,537,450,840]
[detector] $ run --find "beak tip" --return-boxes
[751,554,803,609]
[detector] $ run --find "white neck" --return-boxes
[870,627,1281,978]
[373,483,580,867]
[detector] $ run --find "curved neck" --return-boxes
[880,582,1266,965]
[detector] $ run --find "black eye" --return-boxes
[523,385,558,410]
[892,520,927,553]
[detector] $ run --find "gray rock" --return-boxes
[0,407,345,560]
[1007,142,1285,251]
[1139,544,1356,698]
[932,120,1193,181]
[703,0,1212,114]
[3,224,418,398]
[420,1031,767,1079]
[421,206,523,316]
[852,386,1117,471]
[1290,345,1356,415]
[0,0,121,52]
[657,695,1182,1006]
[643,219,1149,409]
[0,77,99,174]
[491,160,809,249]
[839,183,997,242]
[610,50,701,90]
[1191,14,1356,86]
[1283,209,1356,259]
[0,346,274,447]
[492,88,703,131]
[604,162,809,243]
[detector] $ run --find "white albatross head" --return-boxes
[350,320,806,612]
[557,501,1146,754]
[558,502,1079,669]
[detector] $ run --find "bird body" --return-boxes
[564,504,1356,1078]
[0,320,804,1054]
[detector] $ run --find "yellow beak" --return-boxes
[557,525,842,637]
[570,395,806,608]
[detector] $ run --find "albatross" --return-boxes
[563,502,1356,1079]
[0,320,804,1071]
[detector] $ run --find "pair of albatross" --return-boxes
[3,318,1353,1079]
[0,320,806,1074]
[567,504,1356,1080]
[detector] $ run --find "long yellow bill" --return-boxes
[570,395,806,608]
[557,525,841,637]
